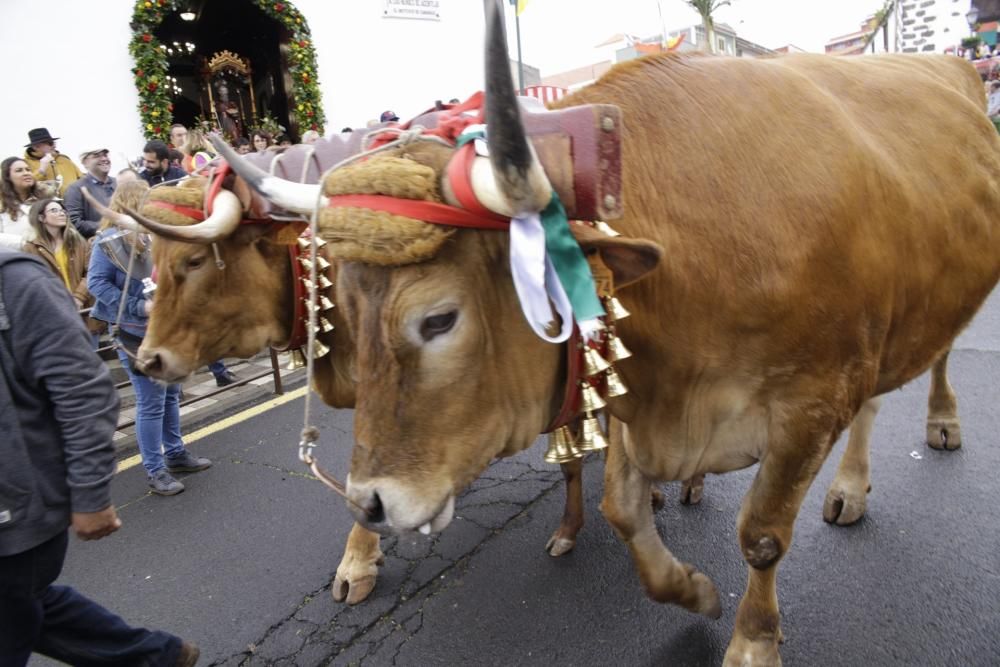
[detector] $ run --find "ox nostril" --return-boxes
[141,352,163,376]
[367,492,385,525]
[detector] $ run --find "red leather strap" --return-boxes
[543,326,583,433]
[445,142,500,221]
[147,201,206,221]
[327,194,509,229]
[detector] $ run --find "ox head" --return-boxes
[106,178,305,382]
[213,0,663,535]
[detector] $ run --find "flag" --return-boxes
[514,0,529,16]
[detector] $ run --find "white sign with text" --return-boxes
[383,0,440,21]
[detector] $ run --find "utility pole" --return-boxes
[509,0,525,93]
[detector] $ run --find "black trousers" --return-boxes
[0,531,181,667]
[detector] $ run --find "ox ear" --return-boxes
[570,223,663,289]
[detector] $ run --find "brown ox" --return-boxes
[125,5,996,663]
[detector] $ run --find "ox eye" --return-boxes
[420,311,457,341]
[186,256,206,271]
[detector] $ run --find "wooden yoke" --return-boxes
[239,98,624,222]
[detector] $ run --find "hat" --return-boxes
[79,148,109,162]
[25,127,59,147]
[380,110,400,123]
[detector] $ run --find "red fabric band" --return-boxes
[148,201,206,221]
[326,195,510,230]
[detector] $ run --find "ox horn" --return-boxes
[209,134,321,215]
[80,187,144,233]
[472,0,551,217]
[122,189,243,244]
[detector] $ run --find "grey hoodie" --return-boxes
[0,248,119,556]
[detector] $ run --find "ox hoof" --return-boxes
[545,533,576,557]
[680,476,705,506]
[332,552,384,605]
[926,419,962,451]
[676,563,722,619]
[723,635,782,667]
[822,484,868,526]
[651,487,666,511]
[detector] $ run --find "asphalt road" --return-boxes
[34,289,1000,667]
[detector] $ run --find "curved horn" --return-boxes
[209,134,321,215]
[80,187,144,233]
[122,189,243,244]
[478,0,551,215]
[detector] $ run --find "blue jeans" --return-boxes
[207,360,227,377]
[0,531,181,666]
[117,349,185,476]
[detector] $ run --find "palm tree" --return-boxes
[686,0,732,54]
[864,0,895,53]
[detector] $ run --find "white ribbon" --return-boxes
[509,213,574,342]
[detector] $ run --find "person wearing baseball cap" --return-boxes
[21,128,82,198]
[63,149,115,239]
[380,110,400,123]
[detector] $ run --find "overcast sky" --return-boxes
[509,0,887,75]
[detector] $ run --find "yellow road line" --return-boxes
[116,386,308,473]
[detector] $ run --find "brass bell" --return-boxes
[604,367,629,398]
[311,339,330,358]
[303,299,320,312]
[319,316,334,333]
[579,381,607,412]
[593,220,621,237]
[296,237,311,251]
[316,256,331,270]
[605,332,632,362]
[320,296,335,310]
[318,275,333,289]
[302,278,316,292]
[578,412,609,452]
[314,236,327,248]
[544,426,581,464]
[285,348,306,370]
[581,345,611,377]
[603,296,630,321]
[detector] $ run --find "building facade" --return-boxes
[897,0,973,53]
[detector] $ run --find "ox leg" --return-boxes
[926,351,962,450]
[724,424,833,667]
[822,396,881,526]
[599,421,721,618]
[546,459,584,557]
[332,522,384,605]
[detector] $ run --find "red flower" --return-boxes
[142,34,152,43]
[306,110,314,117]
[154,127,162,134]
[148,82,158,91]
[310,124,318,130]
[167,103,174,112]
[275,3,284,11]
[302,73,310,82]
[299,40,308,48]
[136,69,144,77]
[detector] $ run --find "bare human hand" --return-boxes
[71,507,122,541]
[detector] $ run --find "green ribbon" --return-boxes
[540,191,606,324]
[457,126,605,325]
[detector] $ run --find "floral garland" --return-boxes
[129,0,325,142]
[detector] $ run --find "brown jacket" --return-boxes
[22,149,82,197]
[21,233,92,308]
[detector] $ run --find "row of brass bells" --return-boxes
[297,236,328,251]
[286,348,307,370]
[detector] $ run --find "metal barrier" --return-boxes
[82,308,285,430]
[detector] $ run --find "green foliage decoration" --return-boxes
[128,0,325,141]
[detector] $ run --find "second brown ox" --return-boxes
[130,9,998,666]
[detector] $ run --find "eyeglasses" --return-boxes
[44,207,65,215]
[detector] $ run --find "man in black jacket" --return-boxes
[0,248,198,666]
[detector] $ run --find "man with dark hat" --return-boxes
[380,110,400,123]
[63,149,116,239]
[22,128,82,198]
